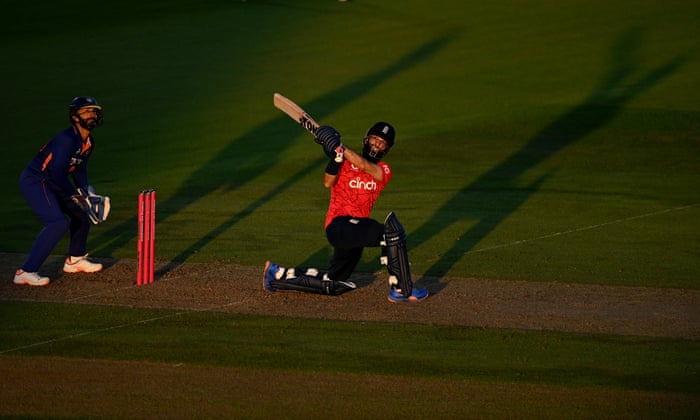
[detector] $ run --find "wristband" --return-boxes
[325,159,342,175]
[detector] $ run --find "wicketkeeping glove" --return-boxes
[77,186,111,224]
[70,194,91,213]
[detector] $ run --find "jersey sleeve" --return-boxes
[72,154,90,191]
[378,162,392,187]
[44,135,79,199]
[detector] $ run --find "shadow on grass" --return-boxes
[412,27,688,292]
[91,35,452,277]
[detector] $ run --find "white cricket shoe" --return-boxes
[14,270,50,286]
[63,254,103,273]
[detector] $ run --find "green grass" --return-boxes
[1,0,699,418]
[2,302,698,394]
[1,0,698,288]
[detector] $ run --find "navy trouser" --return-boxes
[18,169,90,272]
[325,216,384,282]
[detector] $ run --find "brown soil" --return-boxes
[2,252,698,339]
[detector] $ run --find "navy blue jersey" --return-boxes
[24,126,94,199]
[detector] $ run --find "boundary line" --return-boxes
[467,203,697,254]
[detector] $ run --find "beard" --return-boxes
[78,116,100,130]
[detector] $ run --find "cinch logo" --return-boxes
[349,178,377,191]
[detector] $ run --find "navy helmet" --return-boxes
[362,121,395,162]
[69,96,103,129]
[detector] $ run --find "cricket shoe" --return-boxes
[13,270,50,286]
[263,260,283,292]
[63,254,103,273]
[387,287,429,303]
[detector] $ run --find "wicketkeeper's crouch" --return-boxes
[14,96,109,287]
[263,122,429,303]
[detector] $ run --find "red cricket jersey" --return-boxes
[325,160,392,227]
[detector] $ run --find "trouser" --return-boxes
[270,216,384,295]
[18,170,90,272]
[325,216,384,282]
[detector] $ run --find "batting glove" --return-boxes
[315,126,342,158]
[333,144,345,163]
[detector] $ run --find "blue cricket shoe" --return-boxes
[387,287,429,303]
[262,260,280,292]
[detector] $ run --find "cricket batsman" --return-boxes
[13,96,110,286]
[263,121,429,302]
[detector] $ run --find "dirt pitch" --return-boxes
[1,252,699,418]
[2,253,698,339]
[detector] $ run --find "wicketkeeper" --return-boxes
[263,122,428,302]
[14,96,110,286]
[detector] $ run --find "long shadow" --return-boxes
[409,28,687,289]
[92,35,452,273]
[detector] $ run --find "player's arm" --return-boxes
[342,147,385,181]
[323,173,338,188]
[316,125,384,186]
[72,152,91,192]
[322,146,384,188]
[45,137,81,199]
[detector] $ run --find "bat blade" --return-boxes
[273,93,343,163]
[273,93,319,135]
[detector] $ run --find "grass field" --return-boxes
[1,0,699,418]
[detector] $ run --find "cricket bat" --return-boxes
[273,93,320,135]
[273,93,343,162]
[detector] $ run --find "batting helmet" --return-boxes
[69,96,103,129]
[362,121,395,162]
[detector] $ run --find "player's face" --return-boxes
[75,107,101,129]
[367,135,389,154]
[77,108,99,119]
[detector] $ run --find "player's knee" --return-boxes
[46,218,70,236]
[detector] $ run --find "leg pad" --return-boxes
[273,268,356,295]
[381,211,413,297]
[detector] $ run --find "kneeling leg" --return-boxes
[264,264,356,296]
